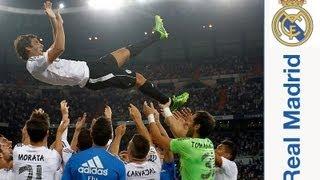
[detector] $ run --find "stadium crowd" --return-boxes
[0,76,262,124]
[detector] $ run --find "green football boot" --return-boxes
[171,92,190,111]
[153,15,169,39]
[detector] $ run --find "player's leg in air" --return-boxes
[86,15,189,110]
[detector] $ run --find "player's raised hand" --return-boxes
[44,1,56,19]
[173,111,184,122]
[34,108,45,115]
[104,105,112,120]
[60,100,69,117]
[115,124,126,137]
[119,151,129,162]
[90,118,97,131]
[143,101,154,116]
[150,102,160,122]
[180,107,193,123]
[55,10,64,24]
[128,104,142,122]
[75,113,86,131]
[57,114,70,134]
[159,98,171,109]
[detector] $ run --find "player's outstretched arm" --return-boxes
[44,1,58,43]
[149,119,171,151]
[129,103,152,143]
[109,124,126,155]
[70,113,86,152]
[149,102,174,162]
[159,100,188,138]
[44,1,65,63]
[142,101,171,150]
[21,125,30,145]
[55,100,70,155]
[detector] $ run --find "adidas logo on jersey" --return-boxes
[78,156,108,176]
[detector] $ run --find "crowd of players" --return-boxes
[0,97,241,180]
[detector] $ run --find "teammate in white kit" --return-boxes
[13,1,189,110]
[0,134,13,180]
[13,101,70,180]
[109,103,162,180]
[215,140,238,180]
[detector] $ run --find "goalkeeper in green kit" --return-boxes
[145,100,216,180]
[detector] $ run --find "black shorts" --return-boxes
[85,54,136,90]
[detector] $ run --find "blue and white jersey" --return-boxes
[62,147,125,180]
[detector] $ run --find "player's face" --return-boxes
[27,38,44,57]
[0,137,13,161]
[186,114,196,137]
[0,137,12,150]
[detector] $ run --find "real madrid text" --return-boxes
[283,55,301,180]
[272,0,312,179]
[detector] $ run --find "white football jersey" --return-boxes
[26,51,89,88]
[215,157,238,180]
[0,169,14,180]
[13,144,61,180]
[125,146,162,180]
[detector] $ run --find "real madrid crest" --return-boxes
[272,0,313,46]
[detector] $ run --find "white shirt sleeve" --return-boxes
[26,52,50,74]
[221,157,238,178]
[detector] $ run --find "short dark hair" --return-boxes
[193,111,216,138]
[221,139,237,161]
[26,112,50,143]
[130,134,150,159]
[91,116,112,146]
[14,34,39,60]
[77,128,93,151]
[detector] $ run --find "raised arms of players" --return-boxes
[70,113,86,152]
[149,102,174,162]
[44,1,65,63]
[130,103,152,143]
[144,102,172,151]
[54,100,70,155]
[109,124,126,155]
